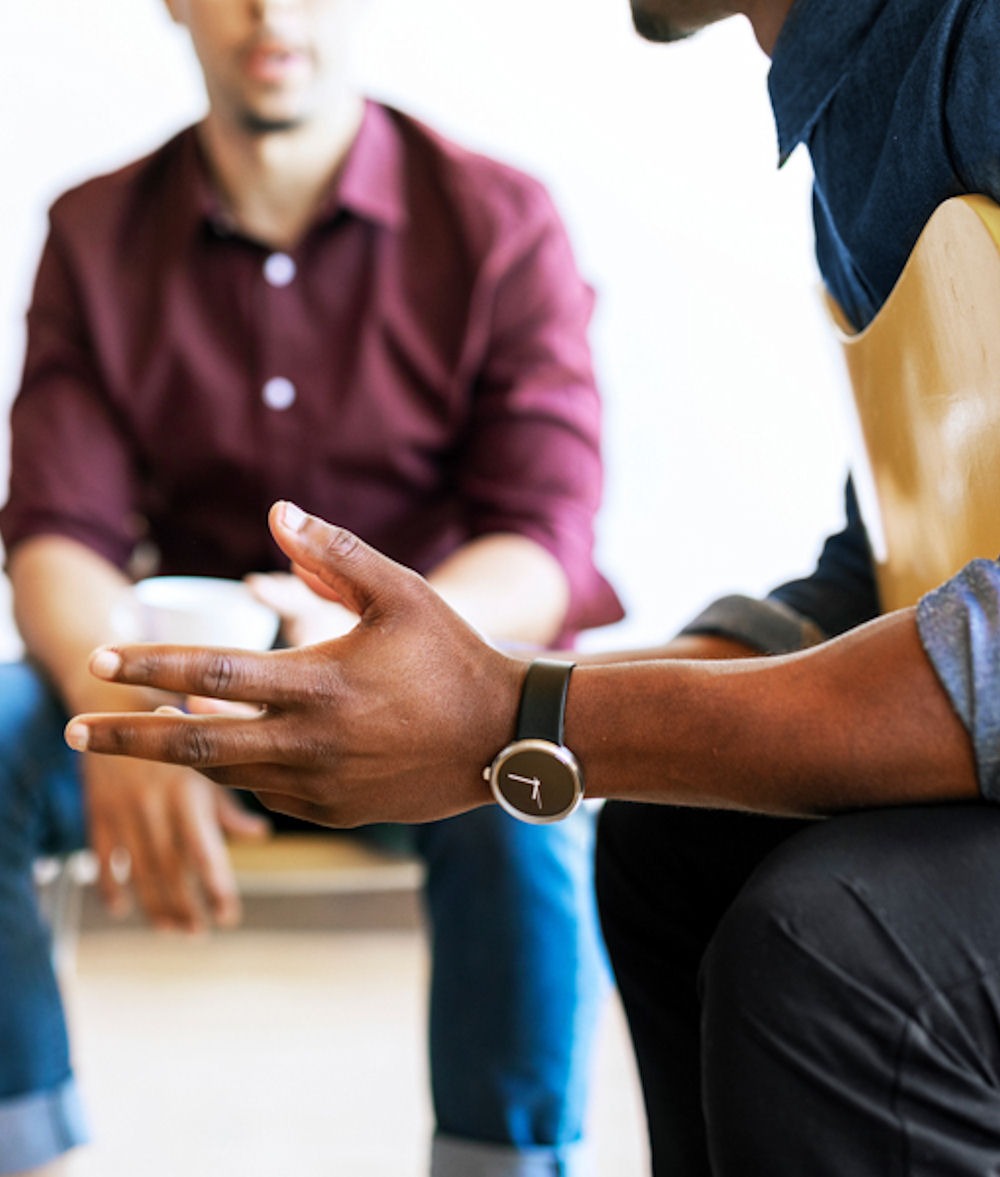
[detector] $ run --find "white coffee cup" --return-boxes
[129,576,280,650]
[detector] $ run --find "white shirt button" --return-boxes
[263,252,296,287]
[262,377,297,410]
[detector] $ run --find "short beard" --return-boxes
[240,111,305,135]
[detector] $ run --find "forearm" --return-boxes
[427,533,570,646]
[568,608,977,815]
[62,507,983,831]
[10,536,158,712]
[579,632,759,664]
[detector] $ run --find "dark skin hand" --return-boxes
[65,502,979,826]
[67,502,525,827]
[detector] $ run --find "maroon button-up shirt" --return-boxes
[2,102,622,636]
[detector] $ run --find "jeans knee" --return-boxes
[0,662,83,857]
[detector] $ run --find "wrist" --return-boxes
[482,658,584,822]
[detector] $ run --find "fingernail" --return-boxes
[91,647,123,679]
[280,501,308,532]
[65,722,90,752]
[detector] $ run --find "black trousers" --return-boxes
[596,801,1000,1176]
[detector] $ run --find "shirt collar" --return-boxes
[328,100,408,229]
[768,0,888,165]
[187,134,234,233]
[182,98,408,239]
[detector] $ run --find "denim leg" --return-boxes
[0,662,90,1172]
[415,804,608,1177]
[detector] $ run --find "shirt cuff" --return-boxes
[678,593,825,656]
[916,559,1000,801]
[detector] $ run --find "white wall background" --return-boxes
[0,0,853,654]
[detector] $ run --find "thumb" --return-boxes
[268,501,416,620]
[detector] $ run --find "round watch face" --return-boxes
[489,739,583,823]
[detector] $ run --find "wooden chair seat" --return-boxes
[37,834,423,968]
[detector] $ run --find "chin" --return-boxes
[629,0,699,42]
[241,110,308,135]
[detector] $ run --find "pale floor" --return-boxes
[59,890,651,1176]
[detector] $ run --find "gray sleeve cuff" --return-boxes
[916,559,1000,801]
[678,594,825,656]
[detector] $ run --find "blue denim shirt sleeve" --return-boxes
[917,559,1000,801]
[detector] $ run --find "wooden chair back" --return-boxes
[827,195,1000,610]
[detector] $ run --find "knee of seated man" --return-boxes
[0,661,80,836]
[0,661,63,728]
[698,804,1000,1149]
[0,662,71,768]
[699,812,920,1025]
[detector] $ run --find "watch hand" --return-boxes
[508,772,543,808]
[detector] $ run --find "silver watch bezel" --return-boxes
[483,737,584,824]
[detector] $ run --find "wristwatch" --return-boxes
[483,658,583,823]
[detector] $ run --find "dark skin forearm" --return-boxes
[64,505,979,828]
[568,609,976,814]
[579,631,759,665]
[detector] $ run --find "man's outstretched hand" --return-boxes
[65,502,525,827]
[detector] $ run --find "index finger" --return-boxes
[64,709,272,771]
[86,643,304,707]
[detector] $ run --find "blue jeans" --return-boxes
[0,662,608,1174]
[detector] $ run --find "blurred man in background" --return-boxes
[0,0,622,1173]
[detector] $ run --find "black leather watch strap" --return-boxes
[516,659,575,744]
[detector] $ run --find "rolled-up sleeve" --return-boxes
[455,184,622,634]
[917,558,1000,801]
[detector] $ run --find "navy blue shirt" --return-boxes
[773,0,1000,333]
[764,0,1000,639]
[688,0,1000,796]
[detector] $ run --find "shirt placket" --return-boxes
[255,245,310,507]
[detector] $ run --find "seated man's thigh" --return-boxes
[703,804,1000,1177]
[596,802,807,1176]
